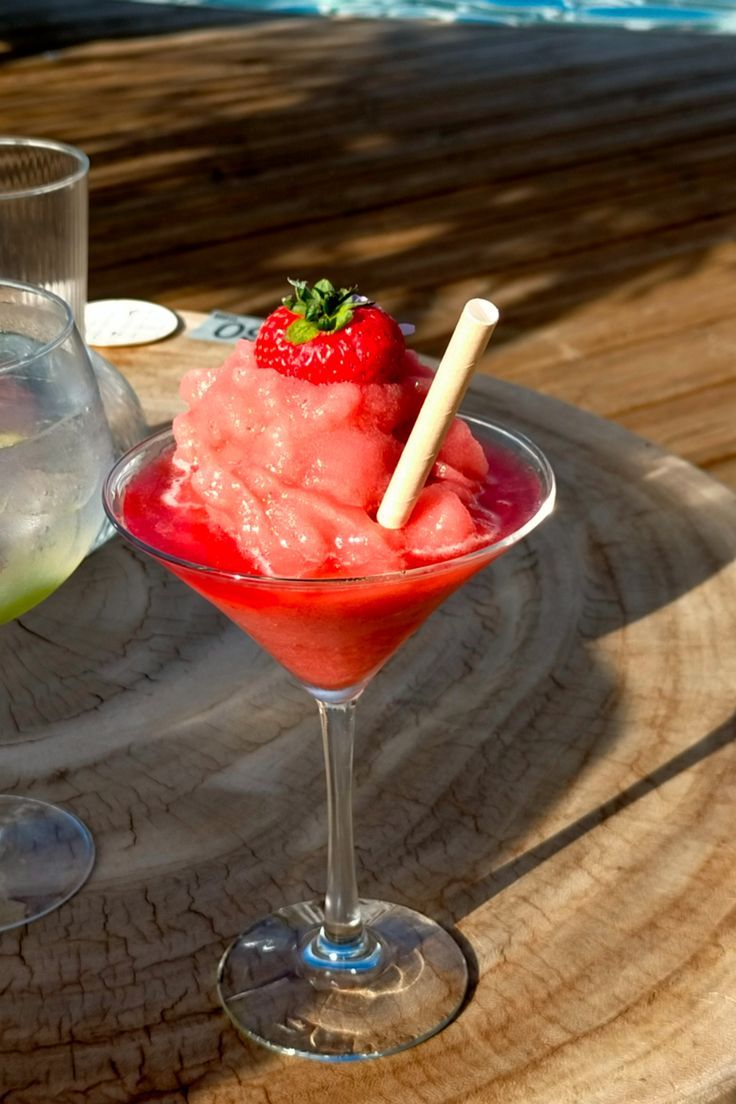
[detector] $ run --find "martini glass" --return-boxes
[103,416,555,1060]
[0,279,115,930]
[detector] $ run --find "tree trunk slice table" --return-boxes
[1,319,736,1103]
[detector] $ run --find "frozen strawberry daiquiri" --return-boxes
[121,280,548,694]
[104,279,555,1060]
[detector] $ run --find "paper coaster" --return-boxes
[85,299,180,347]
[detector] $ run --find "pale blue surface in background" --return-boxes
[133,0,736,32]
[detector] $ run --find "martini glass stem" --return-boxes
[319,698,363,945]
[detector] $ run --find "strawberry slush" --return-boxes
[121,281,545,690]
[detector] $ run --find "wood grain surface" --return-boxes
[2,360,736,1103]
[2,4,736,1101]
[1,2,735,484]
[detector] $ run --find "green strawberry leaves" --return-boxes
[283,277,373,345]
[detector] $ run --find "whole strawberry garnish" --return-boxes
[254,278,405,384]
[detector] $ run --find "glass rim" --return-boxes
[0,136,89,200]
[103,416,556,588]
[0,279,76,374]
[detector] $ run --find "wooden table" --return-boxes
[2,5,736,1102]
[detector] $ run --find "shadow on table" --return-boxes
[0,0,266,61]
[68,15,736,365]
[448,704,736,918]
[2,1,734,372]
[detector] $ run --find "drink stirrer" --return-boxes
[376,298,499,530]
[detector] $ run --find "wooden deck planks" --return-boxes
[0,2,735,484]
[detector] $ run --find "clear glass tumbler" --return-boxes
[0,279,116,931]
[0,136,88,328]
[0,135,146,459]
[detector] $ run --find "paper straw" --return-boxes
[376,298,499,530]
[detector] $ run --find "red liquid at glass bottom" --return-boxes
[121,437,544,693]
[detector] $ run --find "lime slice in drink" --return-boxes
[0,582,63,625]
[0,432,23,448]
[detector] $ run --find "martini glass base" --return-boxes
[0,795,95,932]
[217,898,468,1061]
